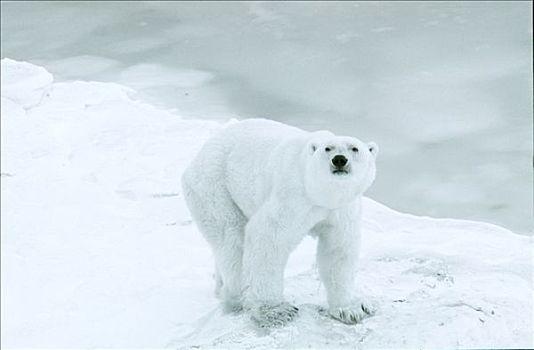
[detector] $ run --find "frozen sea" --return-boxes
[1,1,532,233]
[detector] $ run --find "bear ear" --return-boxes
[309,142,318,155]
[368,142,379,157]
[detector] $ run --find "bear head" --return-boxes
[303,131,378,209]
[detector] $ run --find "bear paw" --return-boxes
[223,297,243,313]
[329,299,376,325]
[251,302,299,328]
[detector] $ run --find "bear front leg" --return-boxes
[241,203,304,327]
[316,211,376,324]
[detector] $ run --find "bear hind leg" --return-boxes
[182,182,246,312]
[214,225,245,312]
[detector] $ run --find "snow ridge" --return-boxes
[1,59,532,349]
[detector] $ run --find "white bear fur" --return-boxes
[181,119,378,326]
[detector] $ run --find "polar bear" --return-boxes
[181,118,378,327]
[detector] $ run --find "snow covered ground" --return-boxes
[1,59,532,349]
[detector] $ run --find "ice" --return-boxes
[1,1,531,232]
[1,59,532,349]
[42,55,121,80]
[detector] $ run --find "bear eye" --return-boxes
[325,147,331,152]
[352,147,359,152]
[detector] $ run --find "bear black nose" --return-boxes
[332,155,348,167]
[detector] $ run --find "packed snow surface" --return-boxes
[1,59,532,349]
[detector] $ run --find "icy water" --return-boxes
[1,1,532,234]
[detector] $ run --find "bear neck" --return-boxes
[304,178,363,210]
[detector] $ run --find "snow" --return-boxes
[1,59,532,349]
[1,58,53,109]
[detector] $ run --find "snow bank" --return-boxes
[1,59,532,349]
[1,58,53,109]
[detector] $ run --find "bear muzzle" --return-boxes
[331,155,350,175]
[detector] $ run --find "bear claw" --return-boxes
[252,302,299,328]
[330,300,376,325]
